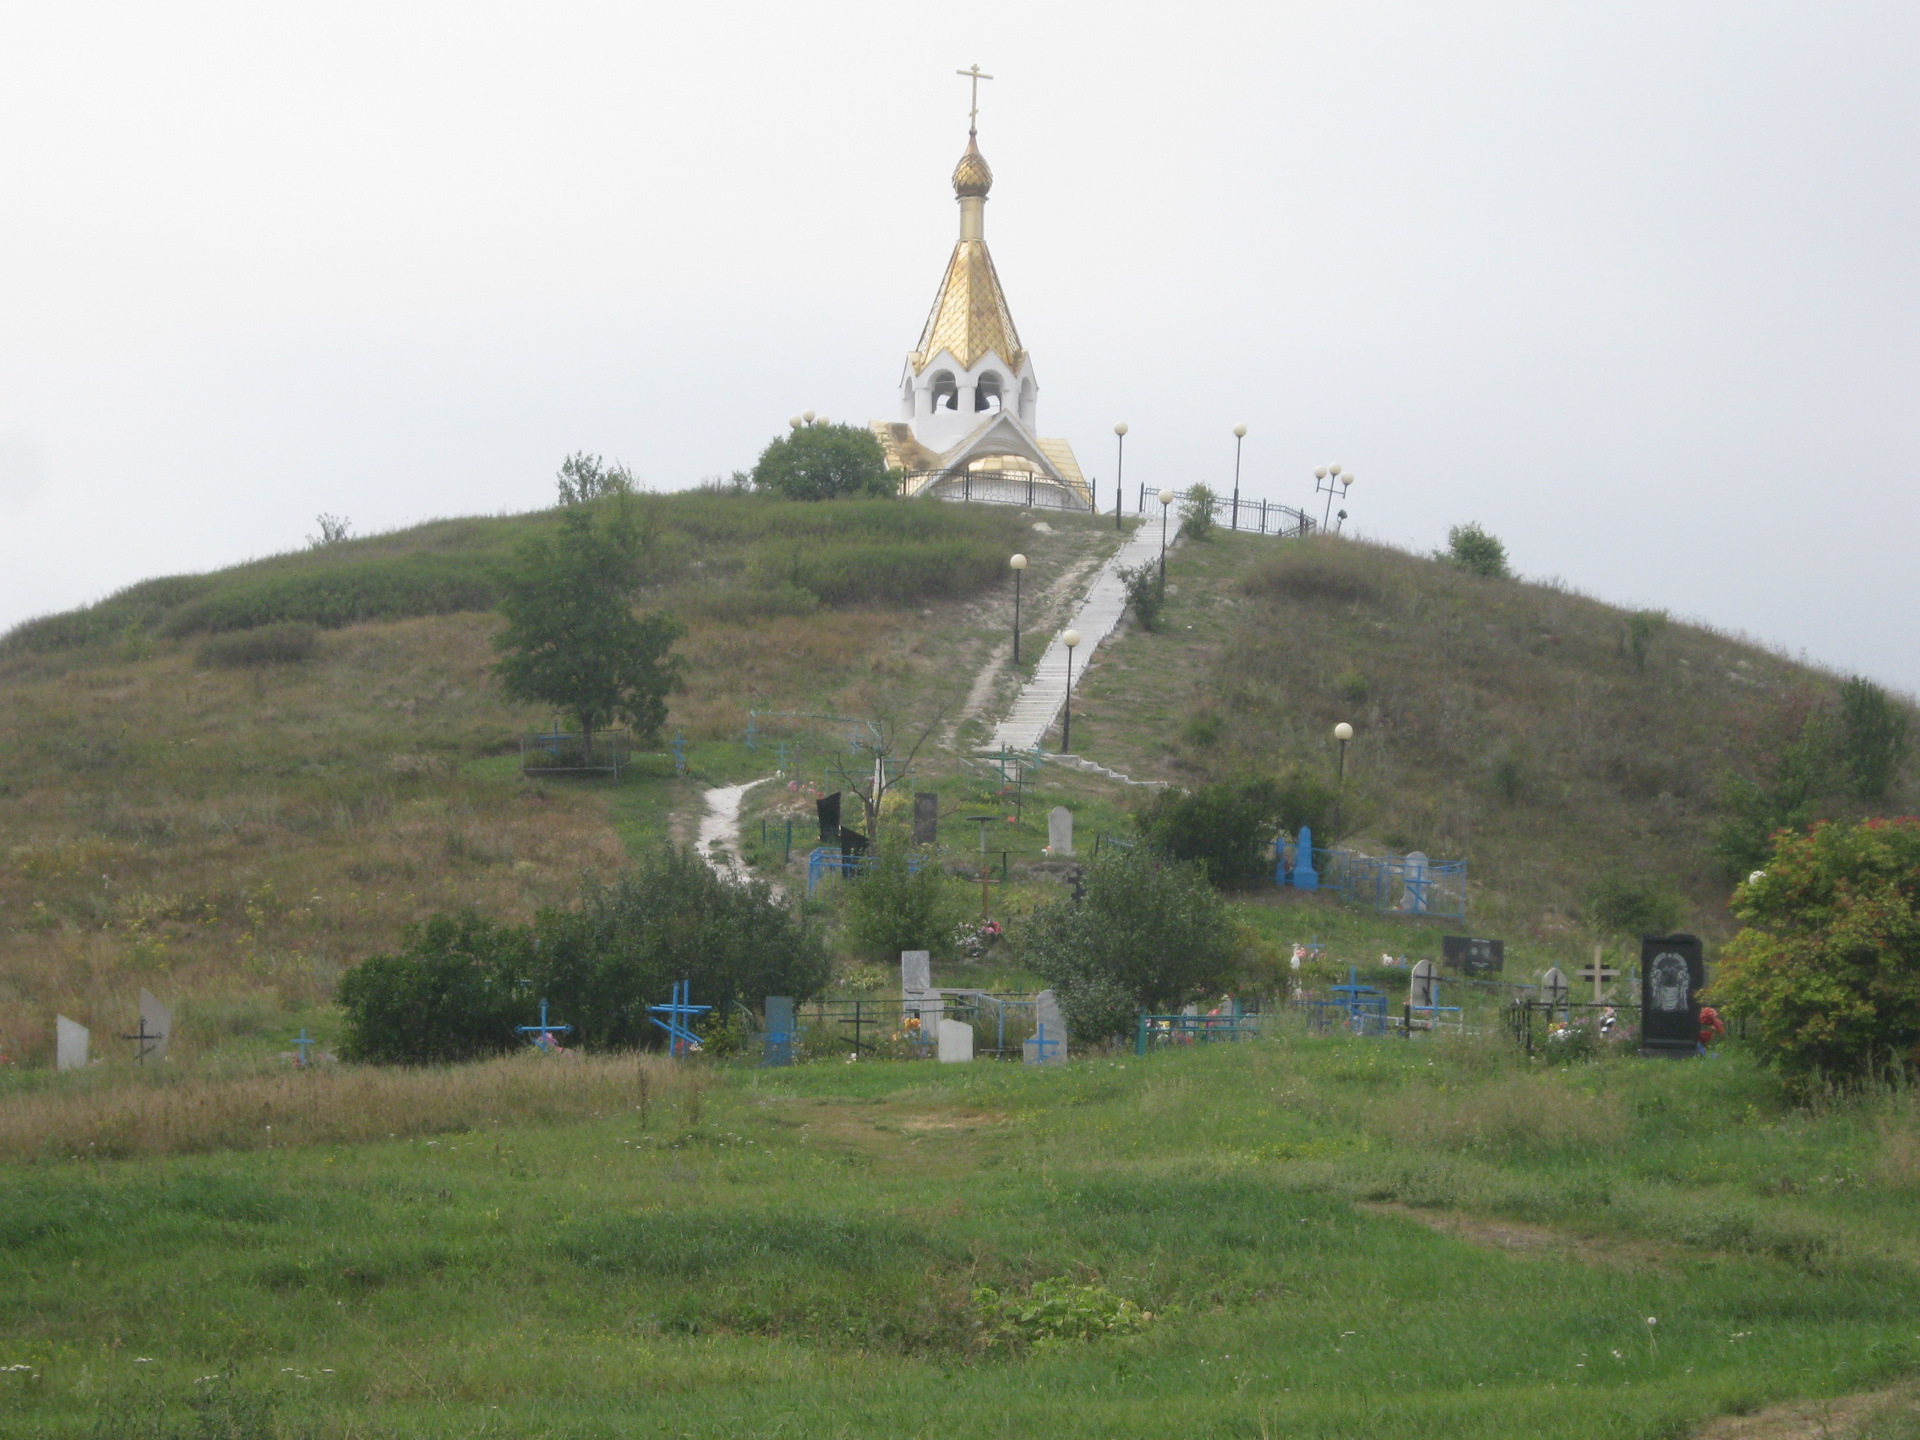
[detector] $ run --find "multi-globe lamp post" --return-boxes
[1113,423,1128,531]
[1230,424,1247,530]
[1060,629,1081,753]
[1009,553,1027,664]
[1314,465,1354,531]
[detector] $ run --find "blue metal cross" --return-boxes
[1028,1021,1060,1065]
[672,732,687,774]
[648,980,711,1058]
[291,1028,318,1068]
[516,999,573,1053]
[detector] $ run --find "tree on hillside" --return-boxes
[1838,676,1911,802]
[1443,522,1510,579]
[752,424,893,501]
[1713,713,1835,880]
[1713,818,1920,1091]
[493,498,683,758]
[1020,848,1238,1042]
[556,452,635,506]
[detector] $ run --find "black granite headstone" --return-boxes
[912,792,939,846]
[840,828,870,861]
[1639,933,1704,1059]
[1442,935,1504,977]
[816,792,842,846]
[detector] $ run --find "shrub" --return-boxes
[196,622,319,668]
[751,424,893,502]
[843,847,967,962]
[1838,676,1911,802]
[1119,562,1164,632]
[1713,819,1920,1090]
[530,845,832,1048]
[1712,714,1836,880]
[1019,848,1238,1042]
[1133,782,1277,888]
[159,556,502,637]
[1442,522,1510,579]
[556,452,635,506]
[973,1277,1154,1351]
[1585,871,1684,939]
[1179,484,1215,541]
[1625,609,1667,672]
[337,912,532,1065]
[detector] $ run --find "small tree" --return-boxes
[1585,871,1683,940]
[306,514,351,548]
[1712,714,1835,880]
[1713,819,1920,1091]
[751,424,893,502]
[843,846,967,962]
[1837,676,1911,802]
[556,452,635,505]
[1179,484,1216,541]
[1624,610,1668,672]
[1443,522,1510,579]
[1118,562,1165,632]
[493,499,684,758]
[337,913,532,1064]
[1134,781,1277,889]
[1020,848,1238,1042]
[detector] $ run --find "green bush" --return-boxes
[196,622,319,669]
[1837,676,1911,802]
[842,847,967,962]
[1713,714,1835,880]
[1019,848,1238,1043]
[159,556,502,637]
[336,913,532,1065]
[972,1277,1154,1351]
[1625,609,1667,672]
[1442,522,1510,579]
[1713,818,1920,1090]
[1133,782,1278,888]
[1585,870,1684,939]
[1119,562,1164,632]
[751,424,893,501]
[1179,484,1216,541]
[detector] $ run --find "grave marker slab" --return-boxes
[1442,935,1504,977]
[1640,933,1705,1059]
[1048,806,1074,856]
[1401,852,1431,913]
[900,951,931,993]
[1292,826,1319,889]
[763,996,795,1067]
[816,792,842,845]
[1024,989,1068,1066]
[913,792,939,846]
[138,989,172,1064]
[55,1015,88,1072]
[1410,958,1437,1009]
[1541,966,1570,1012]
[937,1018,974,1063]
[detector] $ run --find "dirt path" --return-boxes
[696,776,775,886]
[1694,1385,1920,1438]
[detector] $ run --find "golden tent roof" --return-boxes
[910,239,1026,377]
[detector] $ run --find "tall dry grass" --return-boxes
[0,1052,687,1161]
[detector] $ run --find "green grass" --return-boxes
[5,1035,1918,1437]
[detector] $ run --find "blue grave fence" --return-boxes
[805,847,929,896]
[1134,1005,1262,1056]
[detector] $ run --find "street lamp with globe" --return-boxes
[1009,553,1028,664]
[1314,465,1354,531]
[1060,630,1082,752]
[1231,424,1247,530]
[1158,487,1175,590]
[1113,423,1128,530]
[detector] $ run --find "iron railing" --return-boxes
[1139,484,1314,538]
[902,469,1095,512]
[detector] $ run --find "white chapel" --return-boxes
[870,84,1089,507]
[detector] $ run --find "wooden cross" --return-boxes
[1581,945,1620,1003]
[956,64,994,131]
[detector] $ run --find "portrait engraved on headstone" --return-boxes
[1443,935,1504,977]
[1639,933,1705,1059]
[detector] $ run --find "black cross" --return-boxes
[119,1016,164,1065]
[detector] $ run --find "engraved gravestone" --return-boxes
[1640,933,1705,1059]
[1410,958,1437,1009]
[900,951,932,994]
[762,996,795,1067]
[1443,935,1504,977]
[816,792,842,845]
[937,1018,974,1063]
[138,989,172,1064]
[913,792,939,845]
[56,1015,89,1072]
[1024,989,1068,1066]
[1048,806,1074,856]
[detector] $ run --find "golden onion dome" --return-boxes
[952,132,993,198]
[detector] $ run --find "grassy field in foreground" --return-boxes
[5,1031,1920,1438]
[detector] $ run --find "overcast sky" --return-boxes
[2,3,1914,692]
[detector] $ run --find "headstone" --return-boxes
[1540,966,1570,1011]
[912,792,940,845]
[1048,806,1074,856]
[816,792,842,845]
[1400,852,1430,913]
[1410,958,1437,1009]
[839,828,869,861]
[900,950,939,1034]
[55,1015,89,1072]
[900,951,932,995]
[937,1018,974,1063]
[1442,935,1504,977]
[1292,825,1318,890]
[1024,989,1068,1066]
[1639,933,1705,1059]
[763,996,795,1067]
[138,989,172,1064]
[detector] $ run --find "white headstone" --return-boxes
[1401,852,1431,913]
[900,951,931,994]
[1048,806,1074,856]
[1024,988,1068,1066]
[1410,958,1437,1009]
[56,1015,89,1072]
[937,1018,974,1063]
[138,989,172,1064]
[1541,966,1570,1010]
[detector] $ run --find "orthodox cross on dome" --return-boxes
[956,64,993,132]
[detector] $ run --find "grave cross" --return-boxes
[1580,945,1620,1004]
[648,980,712,1058]
[119,1015,165,1065]
[671,732,687,774]
[290,1028,319,1068]
[517,999,573,1053]
[1027,1022,1060,1064]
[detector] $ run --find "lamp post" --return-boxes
[1060,629,1081,752]
[1158,487,1174,592]
[1113,423,1128,531]
[1231,424,1247,530]
[1333,721,1354,832]
[1009,553,1028,665]
[1313,465,1355,532]
[788,415,803,429]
